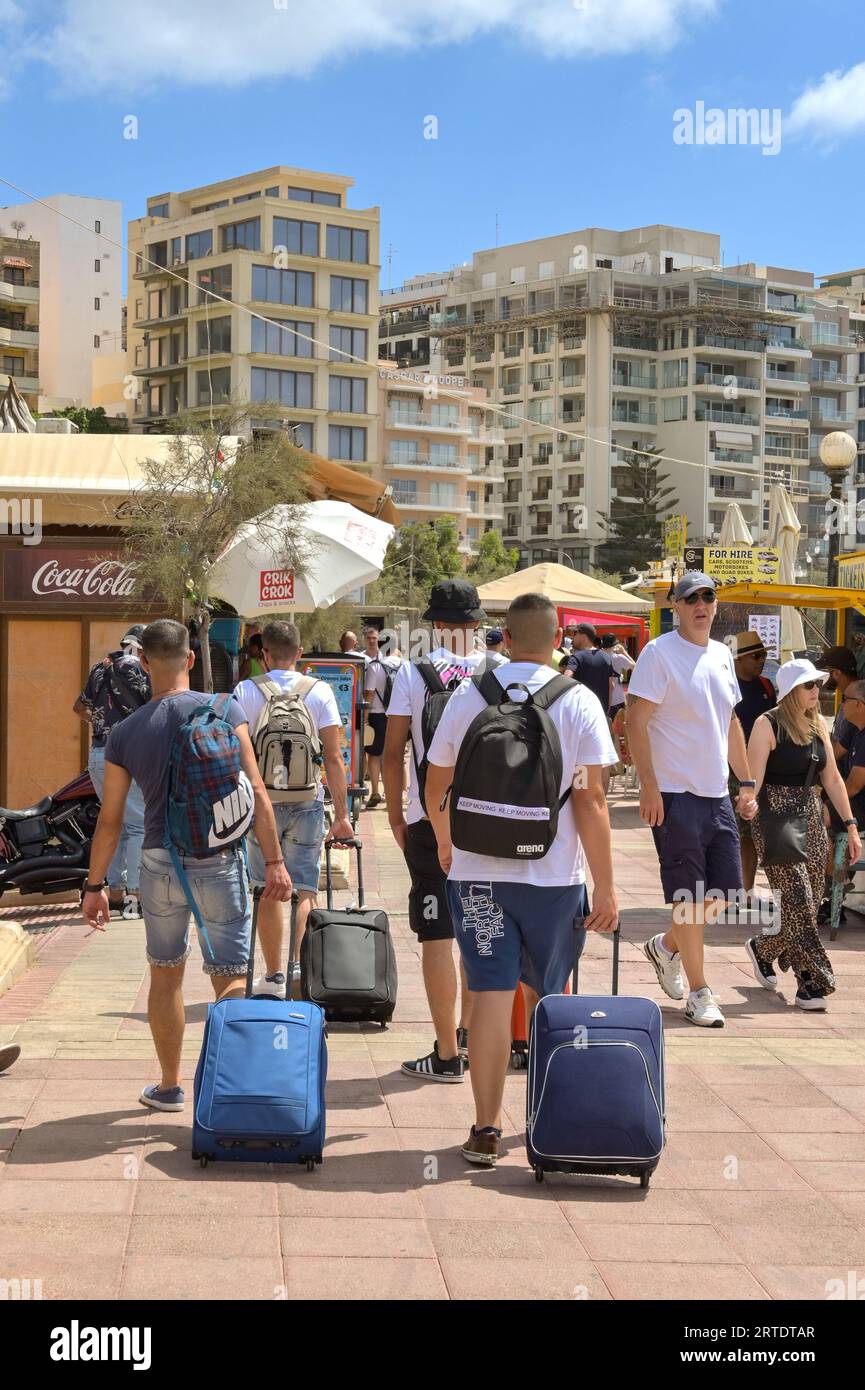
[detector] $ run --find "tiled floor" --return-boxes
[0,789,863,1300]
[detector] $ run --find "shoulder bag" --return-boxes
[757,726,821,867]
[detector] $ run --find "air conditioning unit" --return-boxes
[36,418,79,434]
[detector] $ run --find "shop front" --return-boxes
[0,537,161,806]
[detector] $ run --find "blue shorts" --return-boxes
[446,880,588,994]
[651,791,743,905]
[247,799,325,894]
[139,847,251,977]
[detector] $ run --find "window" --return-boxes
[233,191,261,203]
[149,384,165,415]
[481,272,496,289]
[251,317,314,357]
[329,324,368,364]
[186,230,213,260]
[265,186,280,198]
[532,328,554,354]
[429,442,457,465]
[197,316,232,355]
[197,265,231,306]
[287,186,340,206]
[538,260,555,280]
[328,375,367,413]
[663,327,689,350]
[663,396,688,422]
[252,265,314,306]
[273,217,319,257]
[94,259,100,273]
[595,256,613,269]
[93,335,100,348]
[286,421,314,450]
[330,276,368,313]
[192,200,229,214]
[250,367,314,408]
[391,480,418,505]
[528,400,553,424]
[3,267,24,286]
[430,481,457,506]
[663,358,688,388]
[94,297,100,310]
[196,367,231,406]
[170,237,182,264]
[326,225,369,263]
[329,425,367,460]
[431,404,458,429]
[510,267,525,283]
[95,219,101,234]
[148,203,169,218]
[221,218,260,251]
[388,440,419,466]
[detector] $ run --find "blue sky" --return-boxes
[2,0,865,287]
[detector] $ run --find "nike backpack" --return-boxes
[250,675,323,804]
[447,668,573,860]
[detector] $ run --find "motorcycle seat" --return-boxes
[0,796,52,820]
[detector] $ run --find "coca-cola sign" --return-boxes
[2,547,141,608]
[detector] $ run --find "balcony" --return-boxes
[379,310,431,336]
[713,447,756,464]
[531,339,555,356]
[695,370,760,392]
[695,405,760,426]
[811,371,853,388]
[391,491,467,512]
[765,336,807,352]
[530,454,555,467]
[529,524,551,537]
[697,332,764,355]
[502,455,522,469]
[559,448,584,465]
[0,279,39,305]
[531,377,553,392]
[472,349,493,363]
[561,410,586,426]
[612,371,656,390]
[503,528,520,540]
[612,407,657,426]
[501,380,522,396]
[766,369,810,389]
[502,344,523,359]
[810,409,855,427]
[0,369,38,393]
[764,443,808,460]
[531,490,554,503]
[811,333,856,350]
[710,486,758,501]
[0,324,39,348]
[385,455,470,473]
[765,407,809,425]
[388,410,470,435]
[560,374,584,390]
[560,335,584,352]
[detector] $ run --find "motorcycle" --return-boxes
[0,771,100,901]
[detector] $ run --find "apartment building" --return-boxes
[126,167,380,473]
[375,362,504,555]
[0,195,122,411]
[425,225,861,567]
[0,235,40,412]
[378,270,466,373]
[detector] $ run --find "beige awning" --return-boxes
[713,428,755,445]
[477,562,652,613]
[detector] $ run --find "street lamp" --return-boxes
[819,430,857,642]
[533,547,575,568]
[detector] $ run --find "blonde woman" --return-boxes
[747,659,862,1010]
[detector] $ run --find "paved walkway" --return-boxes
[1,789,865,1301]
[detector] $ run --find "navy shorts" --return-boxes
[367,712,388,757]
[651,791,743,904]
[446,880,588,994]
[404,819,453,943]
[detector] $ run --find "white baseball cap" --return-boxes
[776,658,828,702]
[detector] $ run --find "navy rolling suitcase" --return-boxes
[526,926,665,1188]
[192,889,327,1170]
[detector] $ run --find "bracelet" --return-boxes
[739,780,756,788]
[83,880,106,894]
[844,818,857,828]
[265,858,283,867]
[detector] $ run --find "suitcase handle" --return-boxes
[246,885,300,997]
[572,918,620,997]
[323,836,364,910]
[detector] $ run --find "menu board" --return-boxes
[298,657,364,790]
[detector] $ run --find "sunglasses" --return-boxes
[800,680,820,691]
[682,590,717,605]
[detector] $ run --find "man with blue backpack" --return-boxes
[81,619,291,1113]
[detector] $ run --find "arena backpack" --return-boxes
[164,694,254,957]
[445,668,573,860]
[249,675,323,803]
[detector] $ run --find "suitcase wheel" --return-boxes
[639,1172,650,1190]
[511,1050,527,1071]
[199,1156,209,1169]
[306,1157,315,1173]
[191,1151,200,1161]
[534,1165,545,1183]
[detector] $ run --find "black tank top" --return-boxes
[763,712,826,786]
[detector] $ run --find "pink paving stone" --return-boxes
[425,1217,588,1260]
[761,1131,865,1161]
[557,1188,707,1225]
[279,1215,434,1258]
[439,1256,612,1301]
[277,1183,422,1219]
[788,1160,865,1190]
[126,1214,280,1259]
[0,1259,125,1301]
[572,1222,741,1264]
[120,1256,284,1301]
[0,1214,130,1262]
[717,1220,865,1265]
[751,1264,865,1300]
[134,1181,278,1216]
[282,1256,449,1301]
[0,1180,135,1215]
[596,1261,769,1300]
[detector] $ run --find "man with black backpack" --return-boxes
[82,620,291,1113]
[74,624,151,918]
[233,620,354,997]
[384,578,505,1082]
[362,624,400,809]
[424,593,619,1164]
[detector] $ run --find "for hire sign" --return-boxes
[2,547,139,608]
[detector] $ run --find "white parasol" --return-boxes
[717,502,753,546]
[208,499,394,617]
[766,484,806,662]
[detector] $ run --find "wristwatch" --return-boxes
[83,880,107,894]
[844,818,857,829]
[739,780,756,789]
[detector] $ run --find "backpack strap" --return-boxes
[531,673,576,711]
[759,675,775,699]
[414,658,447,696]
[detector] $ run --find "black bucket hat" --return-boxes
[422,578,487,623]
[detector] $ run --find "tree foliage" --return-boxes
[366,516,463,610]
[466,529,519,586]
[596,446,676,572]
[121,406,311,689]
[48,406,126,434]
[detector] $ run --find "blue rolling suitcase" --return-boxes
[192,890,327,1170]
[526,927,665,1188]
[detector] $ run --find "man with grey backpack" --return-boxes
[233,620,354,997]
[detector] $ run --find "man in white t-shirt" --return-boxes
[233,620,354,997]
[362,625,400,809]
[384,578,505,1083]
[627,572,758,1028]
[425,592,619,1166]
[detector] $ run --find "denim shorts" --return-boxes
[247,799,325,894]
[139,847,251,977]
[651,791,743,904]
[446,879,588,994]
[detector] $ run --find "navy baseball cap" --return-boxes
[485,628,504,646]
[673,571,717,601]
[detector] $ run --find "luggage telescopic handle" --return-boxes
[323,836,364,910]
[572,919,620,997]
[245,886,263,1000]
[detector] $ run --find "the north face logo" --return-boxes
[208,772,254,847]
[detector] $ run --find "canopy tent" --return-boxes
[477,562,652,614]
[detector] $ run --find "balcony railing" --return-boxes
[766,371,810,388]
[765,407,809,420]
[811,410,855,425]
[472,349,492,363]
[613,371,657,389]
[501,381,521,396]
[713,448,755,463]
[560,336,584,351]
[385,455,467,471]
[531,339,555,355]
[765,336,807,350]
[695,405,760,425]
[698,332,765,354]
[391,491,466,509]
[561,374,584,389]
[561,410,586,425]
[695,370,760,391]
[764,444,808,460]
[388,411,467,432]
[811,371,853,386]
[502,344,523,359]
[531,378,553,392]
[612,407,657,425]
[530,454,555,466]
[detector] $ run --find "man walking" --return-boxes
[425,593,619,1164]
[234,621,354,996]
[384,579,503,1082]
[727,631,775,897]
[627,573,758,1028]
[82,620,291,1112]
[564,623,615,714]
[363,624,400,809]
[74,624,150,918]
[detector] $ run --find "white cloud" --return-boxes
[20,0,719,93]
[787,61,865,139]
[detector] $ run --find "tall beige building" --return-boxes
[0,235,40,412]
[420,225,861,567]
[126,167,379,472]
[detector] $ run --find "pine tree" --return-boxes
[596,446,676,572]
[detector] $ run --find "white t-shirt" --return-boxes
[233,669,341,802]
[608,651,633,709]
[627,632,738,797]
[388,646,501,825]
[364,653,401,714]
[427,662,618,887]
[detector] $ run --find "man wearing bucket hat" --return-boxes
[627,573,758,1027]
[727,631,776,898]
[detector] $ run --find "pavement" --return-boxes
[1,787,865,1302]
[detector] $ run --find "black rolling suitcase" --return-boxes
[300,837,397,1028]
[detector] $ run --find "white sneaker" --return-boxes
[685,988,725,1028]
[643,933,684,1000]
[252,973,286,999]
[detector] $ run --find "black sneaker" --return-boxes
[456,1027,469,1060]
[795,986,828,1011]
[745,937,778,991]
[401,1042,465,1083]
